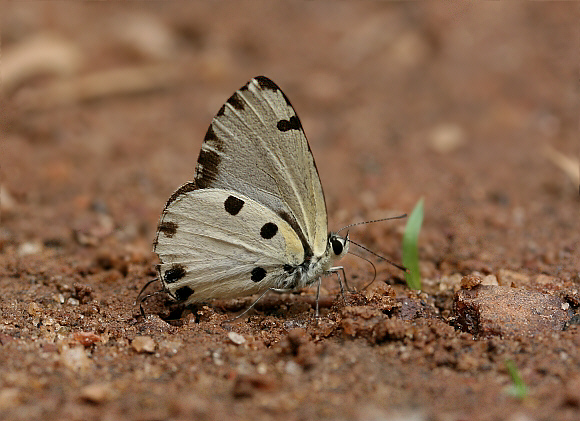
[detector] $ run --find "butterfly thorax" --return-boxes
[290,232,349,289]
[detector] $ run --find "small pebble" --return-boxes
[28,302,41,316]
[73,332,101,347]
[79,382,114,403]
[67,297,80,306]
[18,242,43,256]
[131,336,156,353]
[461,274,482,290]
[227,332,246,345]
[429,123,465,154]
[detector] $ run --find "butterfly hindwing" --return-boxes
[154,187,305,304]
[194,76,328,258]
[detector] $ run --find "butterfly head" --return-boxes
[328,232,349,260]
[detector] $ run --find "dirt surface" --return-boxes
[1,3,579,421]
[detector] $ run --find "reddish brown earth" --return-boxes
[1,3,579,421]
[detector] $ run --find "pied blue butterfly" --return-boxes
[152,76,403,317]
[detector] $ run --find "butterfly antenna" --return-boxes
[346,249,377,290]
[348,238,409,273]
[135,278,162,317]
[336,213,407,234]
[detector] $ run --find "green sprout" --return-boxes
[505,360,528,399]
[402,198,424,290]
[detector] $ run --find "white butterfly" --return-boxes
[153,76,351,315]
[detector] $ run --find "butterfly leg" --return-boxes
[340,267,351,292]
[275,284,322,318]
[315,277,322,317]
[329,265,350,293]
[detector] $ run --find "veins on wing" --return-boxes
[240,88,312,240]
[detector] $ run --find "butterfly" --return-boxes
[153,76,359,316]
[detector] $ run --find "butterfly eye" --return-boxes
[332,238,344,256]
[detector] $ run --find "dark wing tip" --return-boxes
[253,76,280,91]
[252,76,292,107]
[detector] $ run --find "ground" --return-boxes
[1,2,579,421]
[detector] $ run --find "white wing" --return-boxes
[154,188,305,304]
[193,76,328,258]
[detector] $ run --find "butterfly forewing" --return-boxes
[194,76,328,257]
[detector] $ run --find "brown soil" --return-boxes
[1,3,579,421]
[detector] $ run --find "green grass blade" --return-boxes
[505,360,528,399]
[402,198,424,290]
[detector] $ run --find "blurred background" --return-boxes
[1,3,579,420]
[2,2,577,277]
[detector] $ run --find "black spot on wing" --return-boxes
[224,195,244,215]
[277,115,302,132]
[216,104,226,117]
[158,221,178,238]
[260,222,278,239]
[251,267,267,282]
[166,182,196,207]
[175,286,194,301]
[195,146,221,189]
[226,92,245,110]
[283,264,293,273]
[164,264,186,284]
